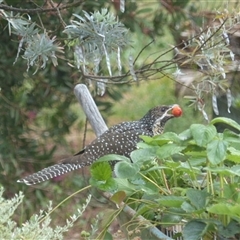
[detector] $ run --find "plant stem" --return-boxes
[39,185,92,224]
[96,207,123,239]
[139,172,170,195]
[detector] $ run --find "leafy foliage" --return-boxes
[1,1,240,238]
[0,187,91,239]
[64,9,129,77]
[1,10,63,73]
[0,1,129,200]
[90,118,240,239]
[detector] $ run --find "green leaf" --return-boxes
[181,201,196,213]
[97,154,131,163]
[136,205,155,220]
[130,147,157,164]
[159,208,185,227]
[190,124,217,147]
[204,166,240,177]
[227,147,240,163]
[90,162,117,191]
[103,232,113,240]
[207,139,228,165]
[179,128,192,141]
[211,117,240,132]
[153,132,181,143]
[219,220,240,238]
[114,161,138,178]
[231,165,240,176]
[161,212,183,226]
[90,161,112,181]
[136,8,153,14]
[156,143,186,159]
[183,144,206,154]
[110,191,126,205]
[140,132,182,146]
[213,183,240,202]
[223,129,240,143]
[114,179,137,195]
[184,157,206,167]
[158,196,185,207]
[183,220,208,240]
[90,177,117,191]
[178,162,202,175]
[207,203,240,218]
[186,189,209,210]
[139,135,154,144]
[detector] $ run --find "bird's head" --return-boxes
[142,104,182,135]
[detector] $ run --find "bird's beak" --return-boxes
[159,105,175,120]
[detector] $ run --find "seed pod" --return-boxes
[202,109,209,122]
[129,55,137,81]
[222,32,230,45]
[226,89,232,113]
[212,94,219,115]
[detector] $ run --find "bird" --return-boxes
[17,104,182,185]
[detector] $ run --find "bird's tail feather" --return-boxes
[17,162,82,185]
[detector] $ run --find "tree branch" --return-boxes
[74,84,173,239]
[74,84,108,137]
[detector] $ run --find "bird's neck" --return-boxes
[139,114,155,132]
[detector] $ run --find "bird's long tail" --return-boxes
[17,152,89,185]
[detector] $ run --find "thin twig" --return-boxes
[133,39,155,65]
[0,1,84,13]
[49,0,66,27]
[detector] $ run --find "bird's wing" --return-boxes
[63,128,151,164]
[71,121,141,157]
[74,148,85,156]
[105,121,143,134]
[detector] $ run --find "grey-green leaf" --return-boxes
[190,124,217,147]
[207,139,228,165]
[114,161,138,178]
[186,189,209,210]
[211,117,240,132]
[156,143,186,159]
[183,220,208,240]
